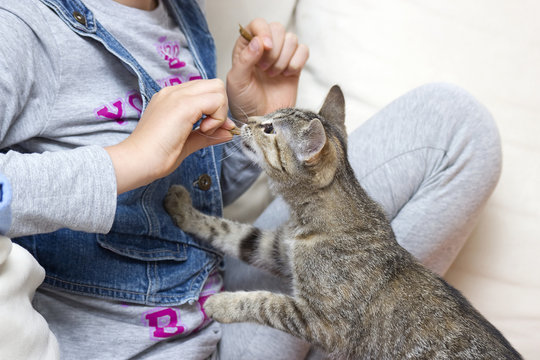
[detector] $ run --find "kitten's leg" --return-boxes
[164,185,291,277]
[204,291,312,341]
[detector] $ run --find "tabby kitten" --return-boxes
[164,86,521,359]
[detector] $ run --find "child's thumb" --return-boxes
[229,37,264,85]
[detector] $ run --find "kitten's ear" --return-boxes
[298,119,327,164]
[319,85,345,127]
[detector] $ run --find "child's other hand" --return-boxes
[106,79,234,194]
[226,18,309,120]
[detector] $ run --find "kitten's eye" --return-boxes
[263,123,275,134]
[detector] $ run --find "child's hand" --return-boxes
[226,19,310,120]
[106,79,234,194]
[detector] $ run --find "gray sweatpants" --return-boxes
[33,83,502,360]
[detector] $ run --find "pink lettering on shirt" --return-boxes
[94,34,201,124]
[157,76,183,88]
[143,308,186,340]
[155,36,186,70]
[94,99,125,124]
[169,76,182,86]
[127,90,143,115]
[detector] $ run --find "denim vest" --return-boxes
[14,0,224,306]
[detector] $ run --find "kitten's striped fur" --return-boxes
[165,86,521,359]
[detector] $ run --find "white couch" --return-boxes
[206,0,540,358]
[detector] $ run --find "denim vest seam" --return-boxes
[44,269,222,300]
[146,262,154,300]
[45,275,147,295]
[141,184,160,237]
[44,276,219,299]
[42,276,213,303]
[209,146,224,212]
[97,241,186,258]
[188,267,204,293]
[165,0,209,80]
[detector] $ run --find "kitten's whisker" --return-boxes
[220,140,249,162]
[230,117,246,126]
[230,104,250,124]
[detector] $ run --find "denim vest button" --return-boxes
[195,174,212,191]
[73,11,87,26]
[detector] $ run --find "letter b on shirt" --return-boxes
[144,308,185,339]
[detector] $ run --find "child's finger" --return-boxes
[267,32,299,77]
[199,116,225,134]
[256,22,285,71]
[187,85,229,134]
[228,36,265,89]
[245,18,274,50]
[283,43,310,77]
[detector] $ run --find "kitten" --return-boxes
[164,86,521,359]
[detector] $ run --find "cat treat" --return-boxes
[228,126,241,136]
[239,24,253,42]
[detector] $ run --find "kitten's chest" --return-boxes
[291,236,366,291]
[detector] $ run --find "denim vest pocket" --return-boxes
[97,233,188,261]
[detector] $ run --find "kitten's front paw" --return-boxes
[204,293,240,324]
[164,185,195,229]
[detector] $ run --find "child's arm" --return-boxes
[0,6,119,237]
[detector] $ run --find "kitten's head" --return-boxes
[240,85,347,189]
